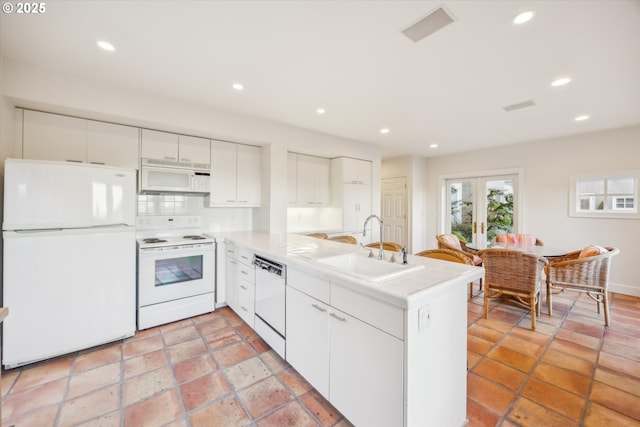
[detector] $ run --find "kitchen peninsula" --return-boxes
[216,232,484,427]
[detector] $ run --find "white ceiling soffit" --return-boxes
[402,5,456,42]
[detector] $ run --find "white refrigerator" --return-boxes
[2,158,137,368]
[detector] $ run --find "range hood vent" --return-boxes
[503,100,536,112]
[402,6,455,42]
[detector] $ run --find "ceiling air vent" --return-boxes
[503,100,535,112]
[402,6,455,42]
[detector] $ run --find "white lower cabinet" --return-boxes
[286,269,403,427]
[329,307,403,427]
[285,286,330,398]
[225,243,255,327]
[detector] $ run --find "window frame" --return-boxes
[569,170,639,219]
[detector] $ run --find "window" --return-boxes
[570,171,639,218]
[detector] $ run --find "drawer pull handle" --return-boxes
[230,260,237,265]
[330,312,346,322]
[311,303,327,313]
[241,306,248,312]
[240,285,248,290]
[241,270,248,275]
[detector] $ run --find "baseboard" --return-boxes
[609,282,640,297]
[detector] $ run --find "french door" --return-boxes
[445,174,519,246]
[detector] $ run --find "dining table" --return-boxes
[465,242,568,258]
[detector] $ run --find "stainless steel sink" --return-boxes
[314,253,424,282]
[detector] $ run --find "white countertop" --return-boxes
[212,232,484,310]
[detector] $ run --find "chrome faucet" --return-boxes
[362,214,384,260]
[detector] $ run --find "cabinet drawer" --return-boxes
[287,268,330,304]
[238,280,255,327]
[330,284,404,340]
[238,247,254,266]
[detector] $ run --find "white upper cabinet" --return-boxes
[237,144,261,205]
[140,129,179,162]
[178,135,210,165]
[87,121,139,169]
[23,110,87,163]
[141,130,210,167]
[292,154,331,206]
[335,157,372,185]
[209,140,261,207]
[23,110,140,169]
[287,152,298,205]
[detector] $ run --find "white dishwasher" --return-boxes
[253,255,286,358]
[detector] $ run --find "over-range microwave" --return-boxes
[140,161,211,194]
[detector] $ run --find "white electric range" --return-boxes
[136,216,216,329]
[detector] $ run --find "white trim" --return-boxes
[609,282,640,298]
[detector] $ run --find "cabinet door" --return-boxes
[287,153,297,205]
[314,157,331,205]
[225,257,240,314]
[236,145,261,206]
[296,154,316,206]
[338,157,372,185]
[296,154,330,206]
[286,286,330,398]
[356,160,372,185]
[329,308,403,427]
[87,121,139,169]
[23,110,87,163]
[209,140,238,205]
[343,184,372,232]
[179,135,210,165]
[140,129,179,162]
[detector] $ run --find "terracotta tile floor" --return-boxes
[2,290,639,427]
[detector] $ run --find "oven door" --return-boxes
[138,243,214,306]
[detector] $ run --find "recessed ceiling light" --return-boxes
[429,143,439,149]
[380,128,390,134]
[551,77,571,87]
[316,108,325,115]
[232,83,244,91]
[513,10,535,25]
[97,40,115,51]
[574,115,590,122]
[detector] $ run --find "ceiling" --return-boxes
[1,1,639,158]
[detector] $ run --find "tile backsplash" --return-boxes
[137,194,200,216]
[137,194,253,233]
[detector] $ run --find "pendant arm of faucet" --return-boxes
[362,214,384,260]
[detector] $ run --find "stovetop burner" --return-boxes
[142,238,168,243]
[183,235,206,240]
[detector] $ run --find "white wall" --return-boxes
[0,59,382,234]
[423,125,640,295]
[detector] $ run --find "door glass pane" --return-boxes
[485,179,514,242]
[155,255,203,286]
[449,181,474,242]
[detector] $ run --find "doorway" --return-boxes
[381,177,408,248]
[444,173,521,246]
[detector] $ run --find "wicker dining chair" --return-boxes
[545,246,619,326]
[436,234,482,265]
[436,234,483,296]
[366,242,403,252]
[328,235,358,245]
[306,233,329,239]
[415,248,480,299]
[478,248,548,330]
